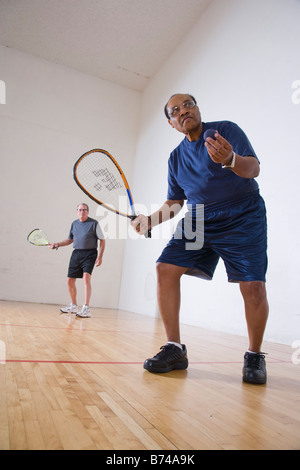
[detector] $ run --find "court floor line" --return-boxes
[0,322,292,365]
[0,323,294,365]
[4,359,291,365]
[0,322,148,333]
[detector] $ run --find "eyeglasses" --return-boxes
[168,100,196,118]
[77,209,88,212]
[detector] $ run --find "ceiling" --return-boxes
[0,0,211,91]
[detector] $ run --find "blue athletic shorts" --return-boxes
[68,249,98,278]
[157,191,268,283]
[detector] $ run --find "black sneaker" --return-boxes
[143,344,188,373]
[243,352,267,384]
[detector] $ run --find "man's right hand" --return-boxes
[49,243,58,250]
[130,215,150,236]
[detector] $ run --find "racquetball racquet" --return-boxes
[73,148,151,237]
[27,229,58,249]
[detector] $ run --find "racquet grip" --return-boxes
[131,215,151,239]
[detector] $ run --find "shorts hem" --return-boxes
[228,277,266,283]
[156,259,213,281]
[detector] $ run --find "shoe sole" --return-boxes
[144,361,188,373]
[243,376,267,385]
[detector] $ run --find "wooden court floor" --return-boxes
[0,300,299,450]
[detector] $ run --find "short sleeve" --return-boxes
[68,222,74,240]
[167,158,186,201]
[96,223,104,239]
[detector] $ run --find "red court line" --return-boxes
[5,359,143,364]
[1,323,293,365]
[4,359,291,365]
[0,322,104,331]
[0,322,136,334]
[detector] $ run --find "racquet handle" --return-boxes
[49,244,58,250]
[131,215,151,238]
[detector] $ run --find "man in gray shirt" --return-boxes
[50,203,106,317]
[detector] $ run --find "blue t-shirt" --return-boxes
[68,217,104,250]
[167,120,259,207]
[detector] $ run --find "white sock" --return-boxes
[247,350,258,354]
[167,341,183,350]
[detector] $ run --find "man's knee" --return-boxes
[156,262,169,278]
[82,272,91,284]
[67,277,76,287]
[156,262,187,284]
[240,281,267,304]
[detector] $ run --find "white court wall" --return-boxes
[0,45,140,308]
[1,0,300,346]
[119,0,300,345]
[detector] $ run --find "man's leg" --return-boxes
[67,277,77,305]
[143,263,189,373]
[60,277,78,313]
[75,273,92,318]
[240,281,269,384]
[239,281,269,352]
[82,272,92,306]
[156,262,188,343]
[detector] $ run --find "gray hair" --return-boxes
[77,203,89,211]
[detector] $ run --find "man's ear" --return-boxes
[168,119,175,129]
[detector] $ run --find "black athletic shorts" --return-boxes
[67,249,98,278]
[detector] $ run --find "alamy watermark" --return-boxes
[1,79,299,106]
[0,340,6,364]
[95,200,204,250]
[0,79,6,104]
[291,80,300,105]
[291,340,300,365]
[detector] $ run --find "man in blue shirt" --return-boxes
[132,94,269,384]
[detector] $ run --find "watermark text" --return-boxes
[0,340,6,364]
[95,200,204,250]
[291,340,300,365]
[0,80,6,104]
[291,80,300,104]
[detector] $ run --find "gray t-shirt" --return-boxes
[68,217,104,250]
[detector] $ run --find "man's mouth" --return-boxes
[182,115,192,124]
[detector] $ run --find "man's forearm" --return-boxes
[231,155,260,178]
[150,200,184,228]
[56,239,73,248]
[98,239,106,257]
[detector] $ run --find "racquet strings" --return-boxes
[27,229,49,246]
[75,150,134,217]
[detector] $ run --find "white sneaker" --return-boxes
[60,303,78,314]
[76,305,91,318]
